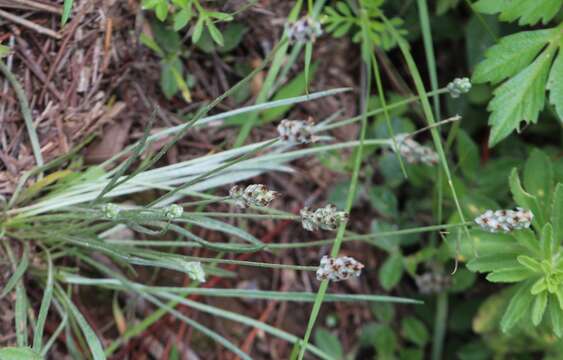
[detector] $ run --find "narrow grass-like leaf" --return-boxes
[33,249,54,352]
[15,284,28,347]
[60,275,422,304]
[62,0,73,25]
[1,242,29,300]
[57,287,106,360]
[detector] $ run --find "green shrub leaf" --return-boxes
[486,268,535,283]
[549,297,563,337]
[378,253,404,291]
[552,183,563,249]
[314,329,343,359]
[547,49,563,121]
[509,168,545,229]
[501,284,534,332]
[401,316,429,347]
[524,149,554,209]
[531,291,548,326]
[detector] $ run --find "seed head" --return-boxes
[392,134,439,166]
[316,255,364,282]
[447,77,471,98]
[277,119,316,144]
[164,204,184,220]
[101,203,120,220]
[229,184,280,208]
[300,204,349,232]
[285,16,322,44]
[474,208,533,233]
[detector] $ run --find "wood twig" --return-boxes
[0,8,61,39]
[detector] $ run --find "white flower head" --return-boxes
[101,203,120,220]
[277,118,317,144]
[300,204,349,232]
[180,261,206,283]
[447,77,471,98]
[229,184,280,208]
[474,208,533,233]
[164,204,184,220]
[316,255,364,281]
[285,16,323,44]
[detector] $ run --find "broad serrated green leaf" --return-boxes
[547,48,563,122]
[473,29,555,84]
[501,283,534,332]
[532,291,548,326]
[486,267,535,283]
[474,0,562,25]
[487,45,555,146]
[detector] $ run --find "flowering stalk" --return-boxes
[474,208,533,233]
[300,204,349,232]
[277,118,317,144]
[285,16,323,44]
[229,184,280,208]
[316,256,364,282]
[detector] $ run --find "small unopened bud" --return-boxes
[101,203,120,220]
[316,255,364,281]
[164,204,184,219]
[392,134,439,166]
[447,77,471,98]
[285,16,322,44]
[474,208,533,233]
[277,119,316,144]
[229,184,280,208]
[187,262,206,282]
[415,272,451,294]
[300,204,349,232]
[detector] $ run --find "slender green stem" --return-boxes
[184,212,298,220]
[371,52,407,177]
[316,88,448,131]
[298,42,373,360]
[105,222,472,249]
[432,292,448,360]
